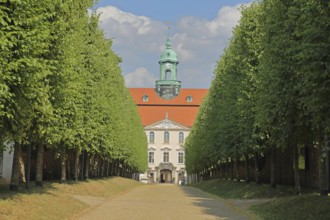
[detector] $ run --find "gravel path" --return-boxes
[74,184,254,220]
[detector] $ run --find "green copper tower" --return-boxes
[156,35,181,100]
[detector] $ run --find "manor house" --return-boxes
[129,36,207,184]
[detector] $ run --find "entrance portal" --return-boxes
[160,169,172,183]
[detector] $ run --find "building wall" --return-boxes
[145,127,189,184]
[1,148,14,183]
[129,87,208,184]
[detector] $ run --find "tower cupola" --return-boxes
[159,37,178,63]
[156,35,181,100]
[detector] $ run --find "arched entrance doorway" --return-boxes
[160,169,172,183]
[156,162,176,183]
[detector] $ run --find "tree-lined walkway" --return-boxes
[75,184,251,220]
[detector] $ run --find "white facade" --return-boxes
[144,118,189,184]
[0,147,14,183]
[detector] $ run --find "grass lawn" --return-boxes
[0,177,142,219]
[191,179,330,220]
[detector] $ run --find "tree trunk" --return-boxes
[94,156,99,177]
[255,153,261,184]
[293,144,301,194]
[270,145,276,188]
[105,160,109,177]
[213,164,217,178]
[19,149,26,183]
[225,159,229,179]
[114,160,119,176]
[319,134,329,196]
[121,165,125,177]
[110,160,115,176]
[73,149,80,181]
[125,167,128,178]
[10,142,22,191]
[245,154,250,183]
[235,149,240,181]
[90,154,95,177]
[230,158,234,180]
[218,163,222,179]
[120,162,124,177]
[84,153,89,179]
[100,157,105,177]
[25,144,31,189]
[318,146,328,195]
[35,143,44,187]
[128,168,131,178]
[66,151,71,180]
[97,156,101,177]
[60,148,66,183]
[80,150,85,180]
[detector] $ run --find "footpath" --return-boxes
[74,184,255,220]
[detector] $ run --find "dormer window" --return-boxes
[186,96,193,102]
[142,95,149,102]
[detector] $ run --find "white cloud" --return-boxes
[207,5,242,36]
[124,67,157,88]
[173,4,242,88]
[96,4,243,88]
[174,4,241,59]
[97,6,164,49]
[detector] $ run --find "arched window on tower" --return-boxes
[149,131,155,143]
[164,131,170,143]
[179,132,184,143]
[165,70,171,80]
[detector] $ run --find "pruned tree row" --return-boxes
[185,0,330,195]
[0,0,147,190]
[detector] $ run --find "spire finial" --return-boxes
[164,22,172,49]
[165,21,171,34]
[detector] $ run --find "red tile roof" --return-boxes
[129,88,208,127]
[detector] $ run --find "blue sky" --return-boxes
[95,0,251,88]
[96,1,250,21]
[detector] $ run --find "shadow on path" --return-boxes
[180,185,255,220]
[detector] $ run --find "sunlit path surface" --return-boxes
[76,184,250,220]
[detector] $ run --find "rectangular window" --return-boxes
[179,132,184,143]
[149,132,155,143]
[178,152,184,164]
[163,152,169,163]
[148,152,154,164]
[164,131,169,143]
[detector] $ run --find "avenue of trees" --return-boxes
[0,0,147,190]
[185,0,330,194]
